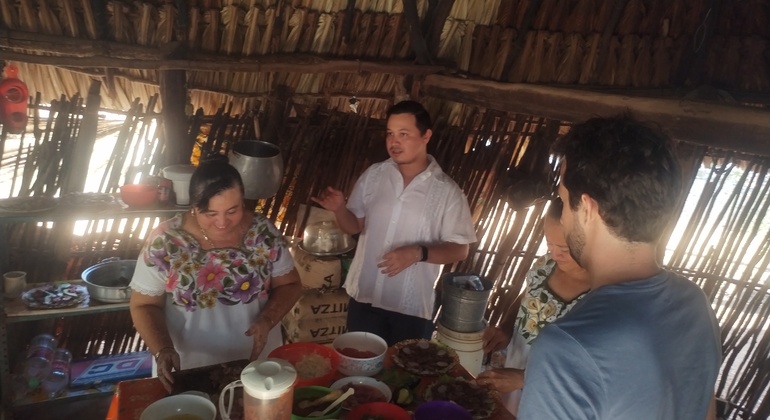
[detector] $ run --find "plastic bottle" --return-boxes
[40,348,71,399]
[22,334,56,390]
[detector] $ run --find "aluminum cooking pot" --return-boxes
[81,258,136,303]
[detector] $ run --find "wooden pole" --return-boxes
[159,69,191,165]
[422,75,770,157]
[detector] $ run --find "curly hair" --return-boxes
[553,114,682,243]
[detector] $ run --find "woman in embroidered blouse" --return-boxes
[477,198,590,414]
[129,161,302,392]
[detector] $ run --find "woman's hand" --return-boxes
[155,347,180,393]
[476,368,525,394]
[482,325,512,354]
[246,316,272,360]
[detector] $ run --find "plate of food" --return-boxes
[330,376,392,409]
[0,196,58,213]
[424,377,496,420]
[391,339,458,376]
[60,192,116,209]
[22,283,89,309]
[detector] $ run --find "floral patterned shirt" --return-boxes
[516,255,587,344]
[133,212,294,311]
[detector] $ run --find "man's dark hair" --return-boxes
[546,197,564,221]
[189,161,245,211]
[553,114,682,243]
[386,100,433,135]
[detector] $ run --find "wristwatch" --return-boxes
[419,245,428,262]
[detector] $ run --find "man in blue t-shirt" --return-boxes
[518,114,722,420]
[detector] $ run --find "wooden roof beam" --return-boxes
[402,0,432,64]
[422,75,770,157]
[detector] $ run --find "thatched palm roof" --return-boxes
[1,0,768,121]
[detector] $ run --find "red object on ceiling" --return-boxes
[0,64,29,134]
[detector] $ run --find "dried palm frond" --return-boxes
[351,12,372,56]
[617,0,644,36]
[565,0,596,34]
[739,36,770,91]
[578,33,601,84]
[556,33,584,84]
[495,0,514,27]
[260,7,277,54]
[717,36,742,86]
[457,20,474,71]
[491,27,514,79]
[283,8,305,52]
[592,0,613,32]
[379,13,401,58]
[107,1,133,43]
[298,11,319,52]
[508,30,536,82]
[475,0,501,25]
[631,35,652,87]
[438,18,463,59]
[681,0,705,35]
[242,7,261,56]
[17,0,37,32]
[533,0,558,30]
[539,31,561,83]
[221,5,246,54]
[0,0,15,29]
[480,25,503,78]
[54,1,79,37]
[526,30,548,83]
[639,0,665,36]
[38,0,62,35]
[157,4,176,45]
[188,6,202,49]
[616,34,638,86]
[134,3,154,46]
[469,25,490,75]
[671,34,689,77]
[201,9,221,52]
[651,37,672,87]
[312,13,335,53]
[450,0,470,20]
[365,13,386,57]
[546,0,569,32]
[746,0,769,36]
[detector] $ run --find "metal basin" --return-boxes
[81,259,136,303]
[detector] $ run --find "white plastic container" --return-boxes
[436,322,485,377]
[161,164,196,205]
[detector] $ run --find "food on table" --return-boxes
[338,383,388,408]
[293,388,342,417]
[22,283,88,309]
[395,387,414,406]
[338,347,378,358]
[294,352,333,379]
[424,377,496,420]
[360,416,387,420]
[391,339,458,375]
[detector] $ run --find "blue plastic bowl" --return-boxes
[414,400,473,420]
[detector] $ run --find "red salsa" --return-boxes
[338,347,378,358]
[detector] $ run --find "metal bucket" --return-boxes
[439,273,492,333]
[227,140,284,200]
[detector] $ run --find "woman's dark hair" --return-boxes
[189,161,245,211]
[386,100,433,135]
[553,113,682,243]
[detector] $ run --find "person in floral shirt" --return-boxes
[477,198,590,415]
[129,161,302,392]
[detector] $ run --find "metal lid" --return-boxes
[240,358,297,400]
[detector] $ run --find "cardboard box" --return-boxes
[290,288,349,320]
[282,314,348,344]
[291,245,342,290]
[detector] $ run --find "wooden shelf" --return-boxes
[2,280,129,324]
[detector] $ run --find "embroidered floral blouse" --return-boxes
[515,255,587,344]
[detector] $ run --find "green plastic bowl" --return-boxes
[291,386,343,420]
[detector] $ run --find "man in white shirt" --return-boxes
[312,100,477,345]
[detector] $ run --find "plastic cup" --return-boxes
[4,271,27,298]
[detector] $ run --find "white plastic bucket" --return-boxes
[436,322,485,377]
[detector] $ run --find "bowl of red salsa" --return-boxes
[333,332,388,377]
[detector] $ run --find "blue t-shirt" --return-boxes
[518,271,722,420]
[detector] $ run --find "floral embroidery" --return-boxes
[516,256,586,344]
[142,213,284,312]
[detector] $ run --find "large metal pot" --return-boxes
[228,140,284,200]
[81,259,136,303]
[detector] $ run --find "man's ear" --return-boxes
[580,193,600,224]
[423,129,432,144]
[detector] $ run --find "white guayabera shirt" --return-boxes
[344,155,476,320]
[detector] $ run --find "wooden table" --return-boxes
[107,348,516,420]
